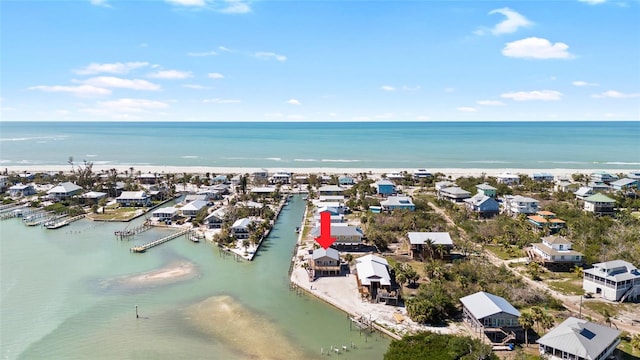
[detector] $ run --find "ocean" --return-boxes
[1,121,639,170]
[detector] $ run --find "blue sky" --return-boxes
[1,0,639,121]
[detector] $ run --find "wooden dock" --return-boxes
[115,221,152,240]
[130,229,190,253]
[44,214,86,229]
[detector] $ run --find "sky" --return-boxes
[1,0,639,122]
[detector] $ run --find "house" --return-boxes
[355,254,391,300]
[530,172,554,182]
[590,171,619,184]
[0,175,8,192]
[252,169,269,183]
[318,185,345,197]
[628,170,640,180]
[529,235,583,271]
[80,191,107,205]
[338,176,355,186]
[610,178,638,191]
[204,207,228,229]
[386,172,404,182]
[503,195,539,215]
[153,206,179,221]
[313,212,344,224]
[588,182,610,193]
[583,193,616,216]
[555,180,578,193]
[231,218,253,239]
[137,173,158,184]
[374,179,396,196]
[435,180,456,191]
[181,199,208,218]
[464,193,500,217]
[496,172,520,185]
[184,194,208,204]
[47,182,83,200]
[250,186,278,196]
[583,260,640,302]
[413,169,432,179]
[380,196,415,211]
[574,186,595,200]
[438,186,471,202]
[407,232,454,260]
[537,317,621,360]
[309,225,364,248]
[460,291,520,343]
[211,174,228,184]
[476,183,497,198]
[270,171,291,184]
[310,247,341,277]
[9,184,36,197]
[116,191,151,207]
[527,211,566,234]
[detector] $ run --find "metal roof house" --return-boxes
[460,291,520,344]
[116,191,151,207]
[310,247,341,278]
[355,254,391,301]
[373,179,396,196]
[309,224,363,248]
[582,193,616,216]
[380,196,415,211]
[529,235,583,271]
[464,193,499,217]
[583,260,640,302]
[407,232,454,260]
[47,181,82,200]
[536,317,621,360]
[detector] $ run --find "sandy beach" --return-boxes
[100,261,198,291]
[4,164,634,180]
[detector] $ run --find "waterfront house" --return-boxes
[181,199,208,218]
[355,254,391,301]
[496,172,520,185]
[464,193,500,218]
[590,171,619,184]
[435,180,456,191]
[628,170,640,180]
[536,317,621,360]
[310,247,341,278]
[373,179,396,196]
[407,232,453,260]
[413,168,432,179]
[116,191,151,207]
[9,183,36,198]
[530,172,554,182]
[153,206,179,221]
[250,186,279,197]
[503,195,539,216]
[309,224,364,249]
[204,207,228,229]
[380,196,415,211]
[460,291,520,344]
[386,172,404,182]
[252,169,269,183]
[318,185,345,197]
[476,183,497,198]
[270,171,291,184]
[211,174,228,184]
[574,186,595,200]
[529,235,582,271]
[438,186,472,203]
[338,176,355,186]
[137,173,158,185]
[527,211,566,234]
[583,193,616,216]
[231,218,253,239]
[610,178,638,191]
[184,194,208,204]
[0,175,8,193]
[47,181,82,200]
[80,191,107,205]
[313,212,345,224]
[583,260,640,302]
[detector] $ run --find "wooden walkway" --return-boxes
[44,214,86,229]
[130,229,190,253]
[115,221,152,240]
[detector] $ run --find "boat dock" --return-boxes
[115,221,152,240]
[44,214,86,229]
[130,228,190,253]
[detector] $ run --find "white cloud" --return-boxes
[29,85,112,97]
[572,80,599,87]
[83,98,169,115]
[416,116,431,120]
[501,90,563,101]
[286,99,301,105]
[220,0,251,13]
[203,98,241,104]
[488,8,533,35]
[208,72,224,79]
[592,90,640,98]
[187,51,217,56]
[80,76,161,90]
[147,70,193,79]
[502,37,574,59]
[182,84,210,89]
[254,52,287,62]
[476,100,505,106]
[457,107,477,112]
[90,0,112,8]
[287,115,306,120]
[578,0,606,4]
[402,85,421,91]
[218,46,233,52]
[75,62,149,75]
[380,85,396,92]
[165,0,206,6]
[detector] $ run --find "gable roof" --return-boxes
[460,291,520,320]
[584,193,616,203]
[355,255,390,286]
[536,317,620,360]
[407,232,453,246]
[312,247,340,261]
[48,181,82,194]
[181,199,208,212]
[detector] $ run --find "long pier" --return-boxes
[130,228,190,253]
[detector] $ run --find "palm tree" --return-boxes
[631,333,640,352]
[519,311,535,347]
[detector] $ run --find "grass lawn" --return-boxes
[546,278,585,295]
[582,301,622,317]
[89,207,147,221]
[486,245,525,260]
[619,339,640,360]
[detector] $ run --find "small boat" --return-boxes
[295,227,300,234]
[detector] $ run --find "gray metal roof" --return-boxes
[459,291,520,320]
[536,317,620,360]
[312,247,340,261]
[584,260,640,282]
[407,232,453,246]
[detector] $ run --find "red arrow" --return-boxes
[315,211,336,250]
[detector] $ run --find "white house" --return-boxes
[116,191,151,207]
[380,196,415,211]
[574,186,595,200]
[9,183,36,197]
[270,171,291,184]
[590,171,619,184]
[181,199,208,218]
[583,260,640,302]
[204,207,228,229]
[530,236,583,270]
[231,218,253,239]
[153,206,179,221]
[537,317,620,360]
[496,172,520,185]
[355,254,391,299]
[438,186,471,202]
[583,193,616,216]
[502,195,539,215]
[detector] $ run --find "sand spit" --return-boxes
[100,261,197,292]
[185,295,309,360]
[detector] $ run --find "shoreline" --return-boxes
[3,164,635,179]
